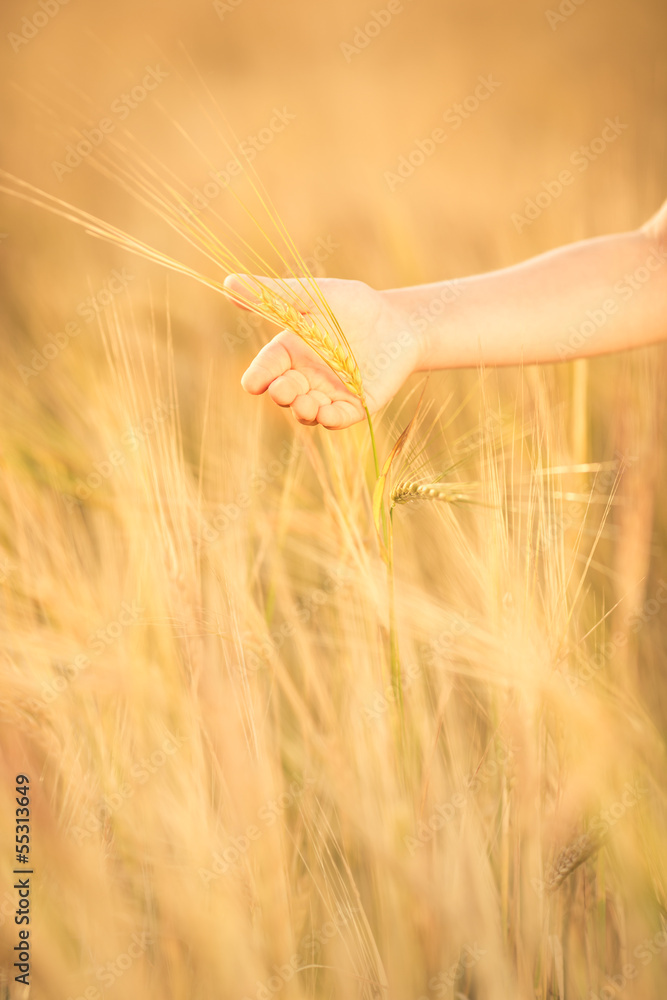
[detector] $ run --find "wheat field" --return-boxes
[1,1,667,998]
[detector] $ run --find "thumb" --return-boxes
[223,273,320,315]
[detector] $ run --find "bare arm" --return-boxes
[388,209,667,369]
[225,199,667,429]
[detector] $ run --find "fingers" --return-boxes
[243,352,364,429]
[267,370,309,406]
[241,339,292,395]
[291,389,330,424]
[233,287,365,429]
[316,399,364,430]
[289,392,362,429]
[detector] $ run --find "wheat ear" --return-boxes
[257,286,365,400]
[391,480,476,506]
[544,831,600,893]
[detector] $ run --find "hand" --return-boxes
[641,196,667,243]
[223,274,422,429]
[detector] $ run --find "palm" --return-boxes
[226,276,419,429]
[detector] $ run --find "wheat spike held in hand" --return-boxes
[256,284,365,400]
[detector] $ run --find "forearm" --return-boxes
[386,221,667,369]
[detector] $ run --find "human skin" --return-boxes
[223,198,667,429]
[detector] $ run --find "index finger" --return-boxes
[241,337,293,395]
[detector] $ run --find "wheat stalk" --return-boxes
[543,830,601,893]
[256,286,365,400]
[0,172,365,403]
[390,480,476,506]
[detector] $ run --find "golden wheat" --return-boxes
[256,285,365,399]
[2,11,667,997]
[544,831,601,893]
[390,479,476,505]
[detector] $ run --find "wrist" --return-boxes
[383,280,463,372]
[383,289,428,374]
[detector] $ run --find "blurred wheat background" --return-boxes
[0,0,667,998]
